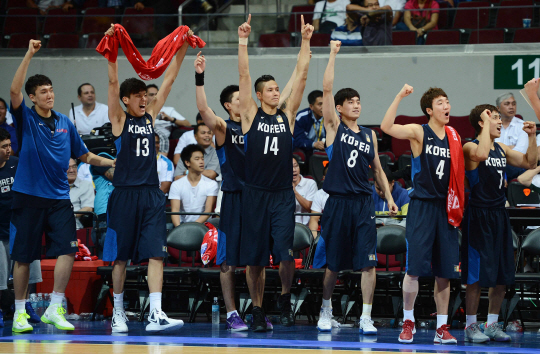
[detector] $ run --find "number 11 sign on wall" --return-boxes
[494,55,540,89]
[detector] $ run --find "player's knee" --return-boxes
[361,266,375,273]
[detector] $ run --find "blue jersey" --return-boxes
[245,108,293,190]
[409,124,451,200]
[323,123,374,196]
[90,152,115,216]
[9,98,88,200]
[216,119,245,192]
[466,141,507,208]
[113,112,159,188]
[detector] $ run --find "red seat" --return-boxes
[5,0,27,8]
[437,0,450,29]
[3,8,39,36]
[449,115,476,140]
[311,33,330,47]
[258,33,291,47]
[47,33,79,48]
[82,0,99,8]
[81,7,116,34]
[43,8,77,35]
[7,33,37,48]
[453,2,490,29]
[122,7,155,35]
[85,32,104,48]
[392,31,416,45]
[288,5,315,33]
[379,151,396,163]
[468,29,505,44]
[495,0,534,28]
[425,30,461,45]
[391,116,428,157]
[513,28,540,43]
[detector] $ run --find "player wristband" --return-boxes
[195,71,204,86]
[239,37,248,46]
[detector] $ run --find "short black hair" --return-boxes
[0,128,11,143]
[25,74,52,96]
[119,78,147,106]
[469,104,498,135]
[77,83,94,96]
[181,144,205,169]
[196,113,203,123]
[146,84,159,91]
[254,75,276,93]
[308,90,323,105]
[334,88,360,107]
[420,87,448,120]
[220,85,239,114]
[0,98,7,110]
[292,155,301,165]
[194,122,210,135]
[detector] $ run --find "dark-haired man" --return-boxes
[173,123,220,180]
[0,98,17,154]
[103,24,190,333]
[237,14,313,331]
[462,104,536,343]
[372,167,409,227]
[9,39,114,333]
[172,113,216,165]
[294,90,325,157]
[68,83,109,135]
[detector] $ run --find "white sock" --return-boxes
[226,310,238,319]
[361,303,372,319]
[50,291,64,306]
[487,313,499,326]
[437,314,448,329]
[466,315,477,327]
[149,292,162,313]
[403,309,414,322]
[15,299,25,312]
[322,298,331,308]
[113,292,124,310]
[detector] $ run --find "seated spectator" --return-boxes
[358,0,393,46]
[293,156,318,225]
[330,9,364,46]
[173,113,215,165]
[77,162,93,182]
[380,0,407,29]
[372,167,409,226]
[313,0,351,34]
[147,84,190,154]
[68,83,109,135]
[294,90,326,159]
[169,144,218,227]
[155,133,174,195]
[27,0,73,15]
[0,98,17,155]
[68,158,95,229]
[174,124,220,180]
[308,165,329,238]
[403,0,439,45]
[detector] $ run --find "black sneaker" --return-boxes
[278,293,295,327]
[251,306,267,332]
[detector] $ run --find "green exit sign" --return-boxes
[494,55,540,89]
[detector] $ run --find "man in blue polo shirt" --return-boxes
[9,39,115,333]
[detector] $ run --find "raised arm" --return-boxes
[504,121,538,169]
[380,84,423,142]
[278,50,312,109]
[104,25,126,136]
[195,52,227,147]
[524,78,540,122]
[322,41,341,147]
[238,14,259,134]
[10,40,41,110]
[463,110,492,163]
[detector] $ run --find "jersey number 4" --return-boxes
[264,136,279,155]
[136,138,150,157]
[436,160,445,179]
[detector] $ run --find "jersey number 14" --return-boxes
[264,136,279,155]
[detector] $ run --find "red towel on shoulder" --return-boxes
[445,126,465,227]
[96,24,206,80]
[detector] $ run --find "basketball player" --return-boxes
[381,84,461,344]
[313,41,398,334]
[103,24,190,333]
[237,15,313,331]
[462,105,536,342]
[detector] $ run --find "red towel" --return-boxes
[96,24,206,80]
[445,126,465,227]
[75,239,98,261]
[201,222,218,266]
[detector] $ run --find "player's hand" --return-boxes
[195,51,206,74]
[522,121,537,136]
[398,84,413,98]
[313,141,325,150]
[524,78,540,99]
[105,24,115,37]
[28,40,41,55]
[159,112,171,121]
[187,29,194,37]
[301,15,314,40]
[238,14,251,38]
[479,109,491,123]
[388,202,398,217]
[330,40,341,54]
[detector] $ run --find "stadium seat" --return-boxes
[425,30,461,45]
[449,115,476,141]
[392,31,416,45]
[122,7,155,35]
[288,5,315,33]
[81,7,116,34]
[378,153,392,170]
[47,33,80,48]
[258,33,291,47]
[468,29,505,44]
[452,2,490,30]
[379,151,396,163]
[42,8,77,35]
[495,0,534,29]
[397,152,412,170]
[3,8,39,36]
[5,0,26,8]
[82,0,99,8]
[507,181,540,206]
[7,33,37,48]
[309,152,329,188]
[437,0,451,29]
[512,28,540,43]
[311,33,330,47]
[84,32,104,48]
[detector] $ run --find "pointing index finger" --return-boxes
[247,14,251,25]
[301,14,305,28]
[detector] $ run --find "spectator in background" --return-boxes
[517,165,540,194]
[358,0,393,46]
[169,144,218,227]
[380,0,407,28]
[293,156,318,226]
[313,0,351,34]
[330,9,364,46]
[69,83,109,135]
[0,98,17,155]
[372,167,409,226]
[173,114,215,165]
[403,0,439,44]
[155,134,174,195]
[308,164,329,238]
[98,0,145,9]
[174,124,220,180]
[294,90,326,159]
[26,0,73,15]
[147,84,190,154]
[68,158,95,230]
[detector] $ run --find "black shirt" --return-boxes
[0,157,18,240]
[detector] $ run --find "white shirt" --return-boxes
[495,116,529,154]
[536,133,540,147]
[294,175,318,225]
[380,0,406,12]
[532,174,540,189]
[77,163,93,182]
[169,175,218,223]
[155,106,187,138]
[157,153,174,190]
[311,189,329,213]
[313,0,350,27]
[68,102,109,135]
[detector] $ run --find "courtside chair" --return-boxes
[507,182,540,206]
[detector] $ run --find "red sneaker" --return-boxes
[434,324,457,344]
[398,320,416,343]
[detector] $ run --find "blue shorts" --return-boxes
[405,198,460,279]
[10,200,78,263]
[313,194,377,272]
[461,206,515,287]
[104,187,167,263]
[240,185,295,266]
[216,191,242,266]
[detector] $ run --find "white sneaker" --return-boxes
[317,307,333,332]
[12,310,33,333]
[111,308,129,333]
[359,317,377,335]
[145,308,184,332]
[41,304,74,331]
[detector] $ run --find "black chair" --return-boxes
[309,153,329,189]
[507,182,540,206]
[397,153,412,171]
